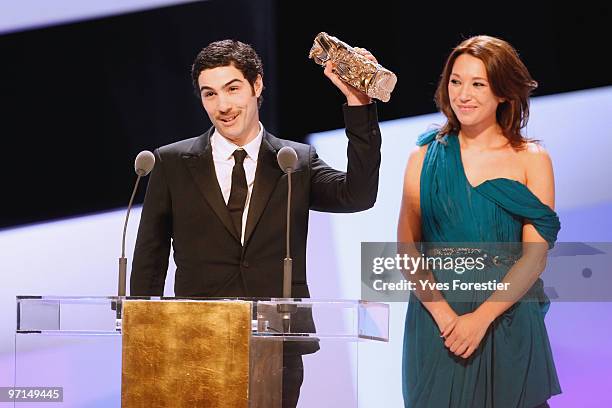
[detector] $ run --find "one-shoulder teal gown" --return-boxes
[402,130,562,408]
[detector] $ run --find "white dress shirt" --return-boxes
[210,124,263,245]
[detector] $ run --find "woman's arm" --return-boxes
[475,144,555,321]
[398,144,458,333]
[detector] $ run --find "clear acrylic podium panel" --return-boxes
[15,296,389,408]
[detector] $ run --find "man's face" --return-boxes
[198,64,262,146]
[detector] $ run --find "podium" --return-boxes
[15,296,389,407]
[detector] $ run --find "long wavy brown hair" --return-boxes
[434,35,538,148]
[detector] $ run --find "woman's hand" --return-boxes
[440,311,493,359]
[430,304,459,335]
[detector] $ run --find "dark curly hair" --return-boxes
[434,35,538,148]
[191,39,264,108]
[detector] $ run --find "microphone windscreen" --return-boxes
[135,150,155,176]
[277,146,298,173]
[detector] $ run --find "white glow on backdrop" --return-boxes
[0,207,178,389]
[0,86,610,406]
[0,0,199,34]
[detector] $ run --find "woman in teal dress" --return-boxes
[398,36,561,407]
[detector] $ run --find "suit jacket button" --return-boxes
[242,260,249,268]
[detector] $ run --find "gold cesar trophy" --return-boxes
[309,32,397,102]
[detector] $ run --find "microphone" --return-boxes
[277,146,298,174]
[135,150,155,177]
[118,151,155,297]
[277,146,298,297]
[276,147,298,332]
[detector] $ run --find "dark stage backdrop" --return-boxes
[0,0,609,228]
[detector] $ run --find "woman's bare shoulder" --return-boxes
[404,144,428,177]
[409,144,429,160]
[519,141,553,171]
[518,141,555,207]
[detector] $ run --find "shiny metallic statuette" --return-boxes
[309,32,397,102]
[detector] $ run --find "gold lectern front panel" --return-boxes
[121,300,251,408]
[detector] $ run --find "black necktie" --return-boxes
[227,149,248,239]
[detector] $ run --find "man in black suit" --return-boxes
[130,39,381,407]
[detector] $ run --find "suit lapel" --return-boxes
[182,128,241,243]
[243,131,284,246]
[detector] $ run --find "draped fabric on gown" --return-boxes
[402,130,562,408]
